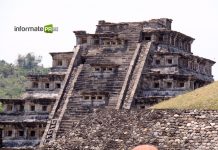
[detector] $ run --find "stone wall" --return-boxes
[1,123,46,148]
[43,109,218,150]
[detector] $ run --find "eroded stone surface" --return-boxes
[43,109,218,150]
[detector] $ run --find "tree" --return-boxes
[16,53,42,69]
[0,60,14,78]
[17,55,25,68]
[0,54,48,100]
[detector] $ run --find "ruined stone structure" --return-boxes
[0,52,73,148]
[0,18,215,149]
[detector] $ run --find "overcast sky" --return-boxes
[0,0,218,80]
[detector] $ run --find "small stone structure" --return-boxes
[0,18,215,149]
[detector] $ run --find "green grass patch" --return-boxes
[0,59,49,99]
[0,102,2,112]
[151,81,218,110]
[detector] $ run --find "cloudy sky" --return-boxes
[0,0,218,80]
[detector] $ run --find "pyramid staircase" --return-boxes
[39,46,83,146]
[116,42,153,109]
[54,47,137,136]
[39,22,150,146]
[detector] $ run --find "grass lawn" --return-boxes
[151,81,218,110]
[0,103,2,112]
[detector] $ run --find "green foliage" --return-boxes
[0,53,49,99]
[0,53,49,111]
[0,102,2,112]
[0,60,14,78]
[16,53,42,69]
[0,71,27,98]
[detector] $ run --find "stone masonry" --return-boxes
[40,18,215,147]
[0,18,215,149]
[43,109,218,150]
[0,52,73,148]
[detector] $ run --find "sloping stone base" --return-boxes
[43,109,218,150]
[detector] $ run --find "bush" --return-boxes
[0,53,48,99]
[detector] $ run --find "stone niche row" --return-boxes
[142,32,192,52]
[2,101,52,113]
[28,81,62,91]
[2,123,45,141]
[81,95,107,107]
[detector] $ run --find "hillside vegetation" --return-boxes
[152,81,218,110]
[0,53,49,111]
[0,61,26,98]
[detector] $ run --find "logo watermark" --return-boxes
[14,24,58,33]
